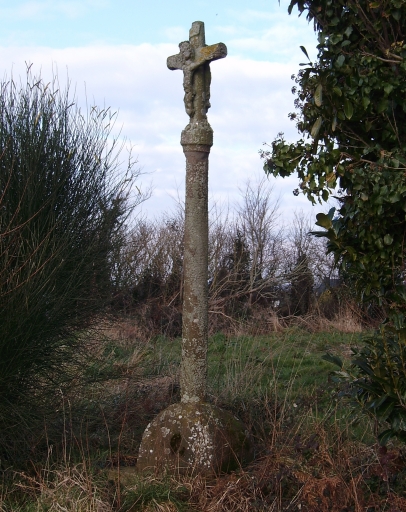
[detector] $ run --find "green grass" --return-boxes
[139,328,376,447]
[144,328,361,402]
[75,327,372,447]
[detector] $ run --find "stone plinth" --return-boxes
[137,402,253,475]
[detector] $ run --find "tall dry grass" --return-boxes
[2,313,405,511]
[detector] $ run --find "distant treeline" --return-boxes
[111,178,367,336]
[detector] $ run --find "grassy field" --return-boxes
[1,320,406,511]
[147,328,356,398]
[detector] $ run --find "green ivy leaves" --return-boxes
[323,328,406,445]
[343,99,353,119]
[263,0,406,310]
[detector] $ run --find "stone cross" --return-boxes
[137,23,251,475]
[167,21,227,123]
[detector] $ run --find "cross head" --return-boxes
[167,21,227,122]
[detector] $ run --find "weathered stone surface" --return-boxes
[137,23,252,477]
[181,119,213,147]
[167,21,227,123]
[181,148,209,404]
[137,402,253,475]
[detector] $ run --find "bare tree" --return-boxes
[114,183,350,333]
[235,176,285,305]
[288,211,337,289]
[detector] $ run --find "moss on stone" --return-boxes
[137,402,253,475]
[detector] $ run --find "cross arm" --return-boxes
[167,42,227,72]
[167,53,183,71]
[195,42,227,66]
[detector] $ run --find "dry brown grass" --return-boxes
[9,463,111,512]
[105,287,373,342]
[207,305,366,338]
[3,312,405,512]
[182,438,406,511]
[8,438,406,512]
[305,309,364,333]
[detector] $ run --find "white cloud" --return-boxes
[0,42,321,223]
[212,4,318,64]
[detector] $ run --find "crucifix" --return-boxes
[167,21,227,124]
[137,22,252,475]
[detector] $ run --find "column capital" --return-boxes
[181,120,213,147]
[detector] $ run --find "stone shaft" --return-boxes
[181,146,210,403]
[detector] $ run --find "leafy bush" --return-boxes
[263,0,406,310]
[325,326,406,445]
[263,0,406,444]
[0,69,141,463]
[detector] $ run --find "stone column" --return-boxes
[181,142,210,404]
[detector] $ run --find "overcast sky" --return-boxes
[0,0,326,223]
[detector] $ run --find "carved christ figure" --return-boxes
[178,41,209,118]
[167,21,227,122]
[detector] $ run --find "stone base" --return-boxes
[137,402,253,475]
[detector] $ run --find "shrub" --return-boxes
[325,326,406,445]
[0,69,142,463]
